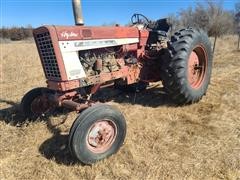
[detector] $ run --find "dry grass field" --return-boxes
[0,36,240,180]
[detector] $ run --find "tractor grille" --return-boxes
[35,32,61,79]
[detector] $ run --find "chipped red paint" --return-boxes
[46,66,137,91]
[54,26,139,41]
[33,25,157,98]
[188,45,208,89]
[86,119,117,153]
[139,30,149,47]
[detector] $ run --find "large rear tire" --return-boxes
[161,28,213,104]
[69,104,126,165]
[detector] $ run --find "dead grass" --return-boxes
[0,36,240,180]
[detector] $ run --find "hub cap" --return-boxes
[86,120,117,153]
[30,95,52,116]
[188,46,207,89]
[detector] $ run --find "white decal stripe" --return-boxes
[59,38,139,52]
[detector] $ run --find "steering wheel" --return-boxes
[131,13,150,27]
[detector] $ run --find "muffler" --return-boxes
[72,0,84,25]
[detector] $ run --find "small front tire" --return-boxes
[69,104,126,165]
[21,87,55,120]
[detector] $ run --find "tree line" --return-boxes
[0,25,33,41]
[168,1,240,51]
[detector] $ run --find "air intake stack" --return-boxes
[72,0,84,25]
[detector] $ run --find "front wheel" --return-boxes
[69,104,126,165]
[161,28,213,104]
[21,87,55,120]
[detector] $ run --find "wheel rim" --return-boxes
[86,119,117,153]
[30,95,52,116]
[188,45,208,89]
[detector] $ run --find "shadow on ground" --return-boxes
[0,85,173,126]
[1,85,174,165]
[0,99,25,125]
[0,98,69,126]
[38,85,174,166]
[92,85,175,107]
[0,99,78,165]
[39,133,79,165]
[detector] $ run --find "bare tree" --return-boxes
[179,3,210,32]
[179,7,194,27]
[178,0,234,53]
[235,2,240,50]
[207,1,234,52]
[167,14,182,36]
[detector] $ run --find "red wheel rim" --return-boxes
[30,95,52,116]
[86,119,117,153]
[188,45,207,89]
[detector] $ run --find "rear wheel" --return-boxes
[21,87,55,120]
[69,104,126,165]
[161,28,213,104]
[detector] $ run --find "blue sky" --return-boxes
[1,0,238,27]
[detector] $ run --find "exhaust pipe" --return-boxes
[72,0,84,26]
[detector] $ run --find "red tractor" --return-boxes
[21,0,213,164]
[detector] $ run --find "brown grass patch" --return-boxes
[0,36,240,179]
